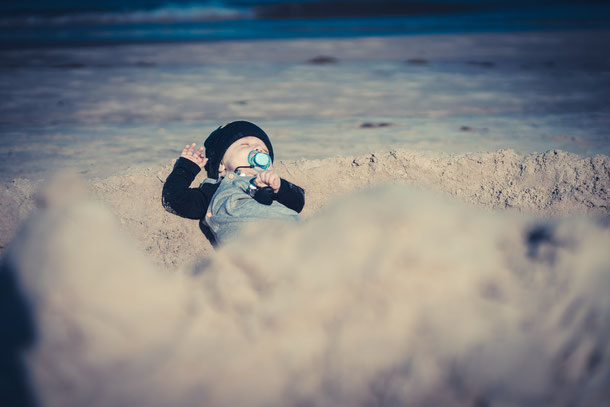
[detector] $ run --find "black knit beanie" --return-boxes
[203,121,274,179]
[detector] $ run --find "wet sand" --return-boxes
[1,29,610,181]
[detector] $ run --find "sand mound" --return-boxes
[2,148,608,271]
[2,169,609,406]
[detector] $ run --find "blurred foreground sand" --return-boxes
[1,148,609,406]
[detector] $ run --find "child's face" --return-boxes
[218,136,270,176]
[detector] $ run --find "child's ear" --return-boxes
[218,161,226,175]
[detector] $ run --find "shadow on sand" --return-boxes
[0,261,38,407]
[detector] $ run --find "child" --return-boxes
[162,121,305,246]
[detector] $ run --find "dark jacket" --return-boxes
[162,157,305,243]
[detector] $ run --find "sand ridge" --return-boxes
[1,148,608,271]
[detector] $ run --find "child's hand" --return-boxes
[253,169,281,193]
[181,143,208,169]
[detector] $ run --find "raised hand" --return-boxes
[180,143,208,169]
[253,169,281,193]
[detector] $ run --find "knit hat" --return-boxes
[203,121,274,179]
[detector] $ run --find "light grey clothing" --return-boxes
[202,173,300,244]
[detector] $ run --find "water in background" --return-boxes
[1,0,610,47]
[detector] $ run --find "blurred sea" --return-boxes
[2,0,610,48]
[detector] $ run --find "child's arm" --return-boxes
[253,169,305,213]
[274,179,305,213]
[162,144,212,219]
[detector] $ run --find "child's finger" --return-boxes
[262,173,273,185]
[253,174,266,188]
[265,172,277,185]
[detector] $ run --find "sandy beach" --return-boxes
[2,147,609,269]
[1,29,610,182]
[1,29,609,406]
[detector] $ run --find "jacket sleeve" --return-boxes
[274,179,305,213]
[162,157,212,220]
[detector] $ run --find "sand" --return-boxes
[2,29,610,182]
[1,149,609,406]
[2,148,608,271]
[1,29,609,406]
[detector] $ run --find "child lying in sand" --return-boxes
[162,121,305,246]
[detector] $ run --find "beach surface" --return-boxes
[1,30,610,406]
[2,147,609,269]
[2,29,609,262]
[1,29,610,182]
